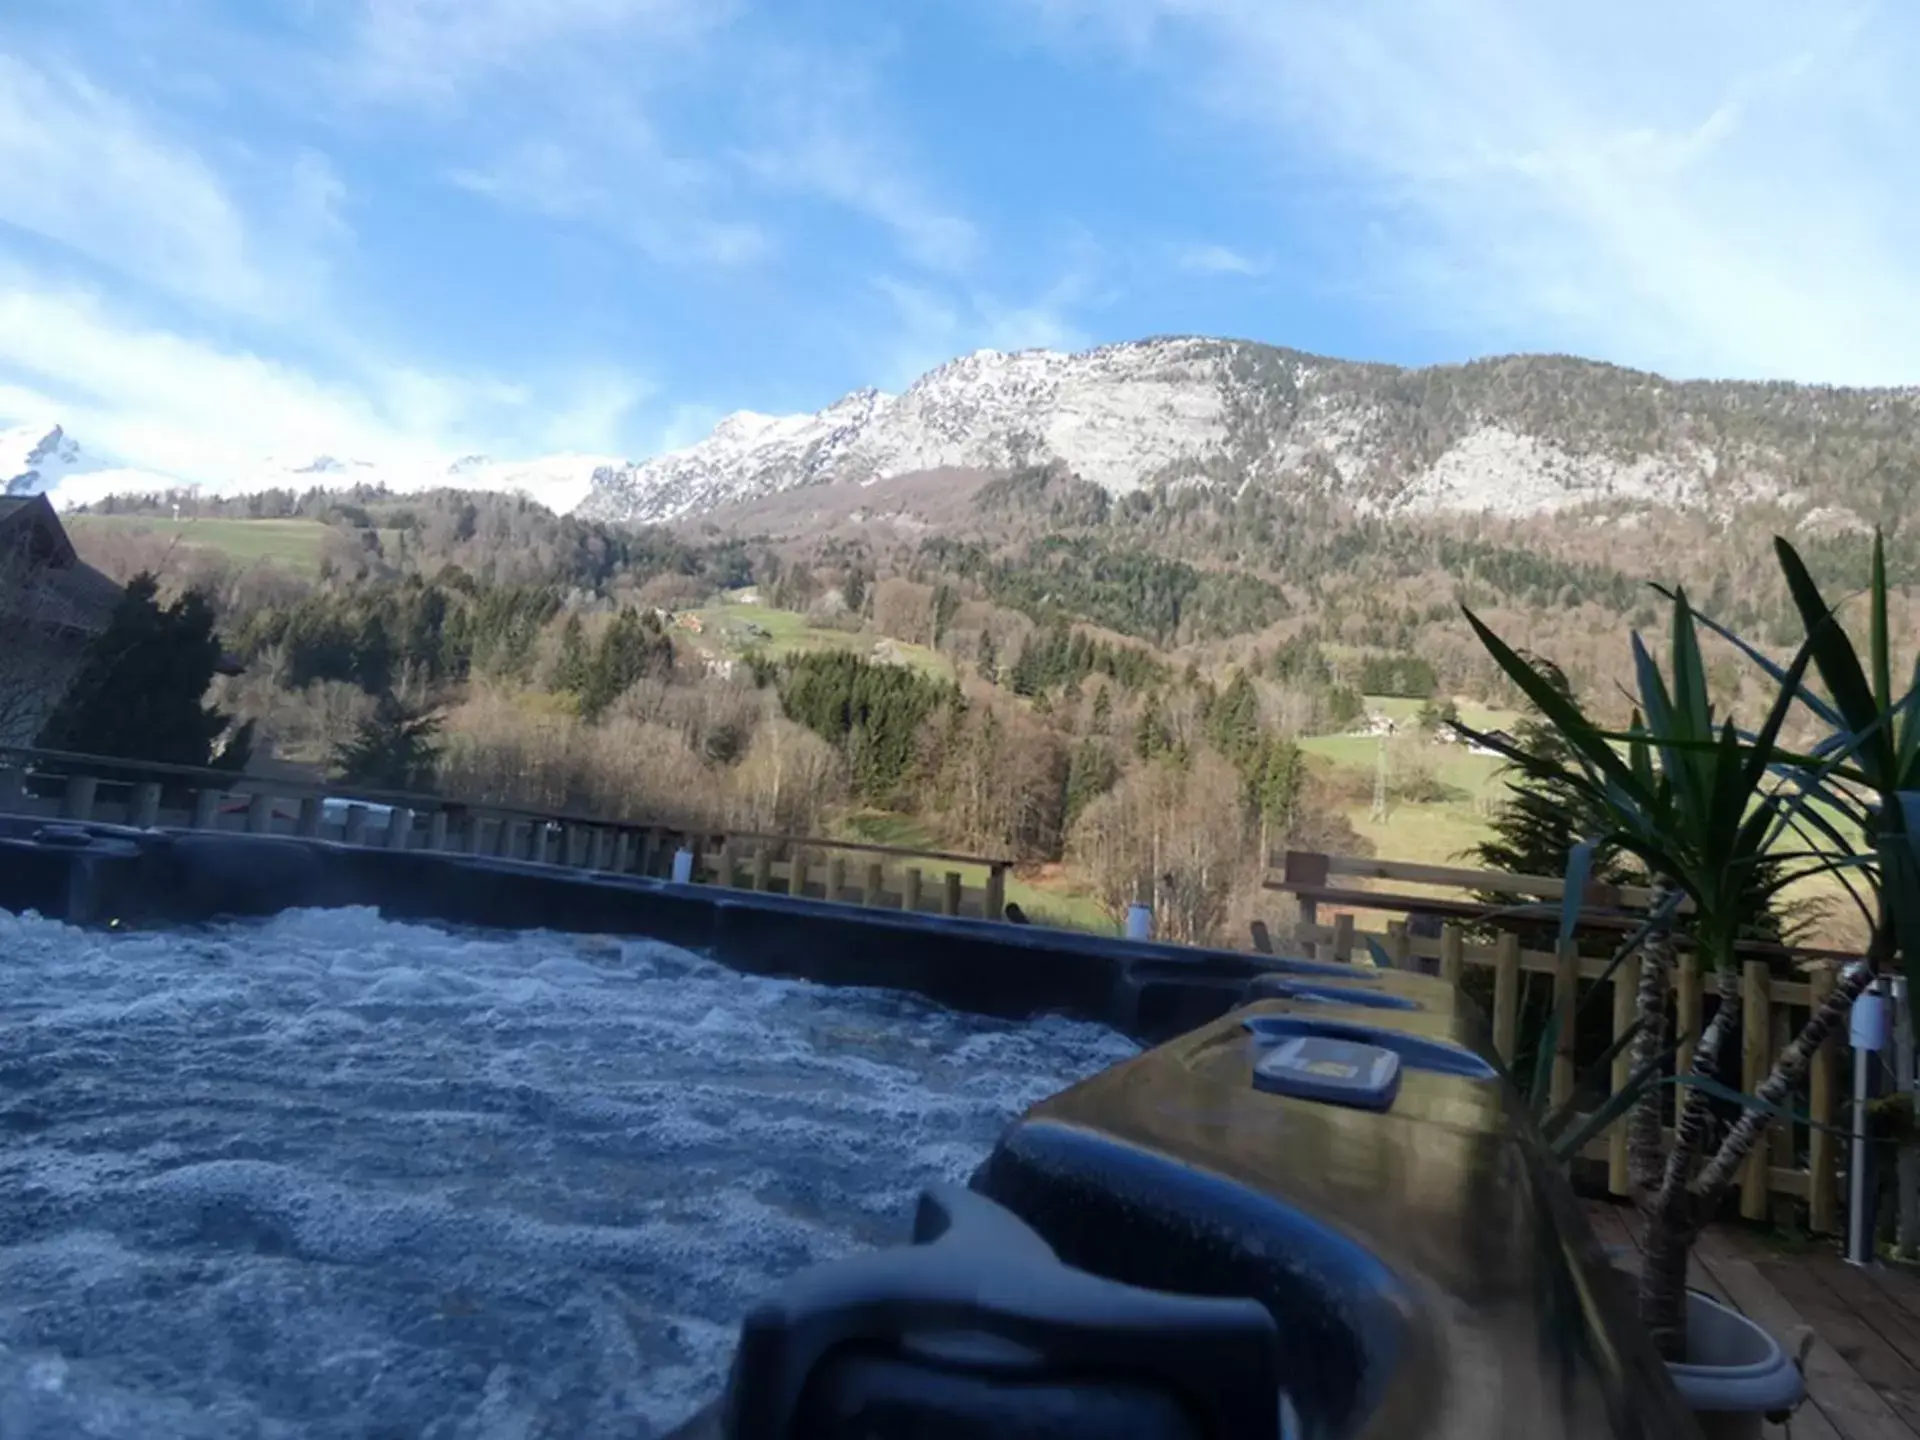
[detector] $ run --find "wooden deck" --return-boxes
[1588,1200,1920,1440]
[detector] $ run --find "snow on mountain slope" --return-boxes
[1,423,86,497]
[579,341,1247,523]
[0,420,620,515]
[10,335,1908,527]
[576,336,1893,527]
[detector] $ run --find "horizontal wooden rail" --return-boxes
[0,749,1015,926]
[1268,851,1854,1234]
[1268,849,1860,963]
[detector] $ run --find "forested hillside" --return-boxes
[58,465,1907,949]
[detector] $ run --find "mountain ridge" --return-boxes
[577,336,1920,529]
[12,336,1919,528]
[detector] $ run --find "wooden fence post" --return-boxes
[828,856,847,903]
[1492,932,1521,1066]
[385,806,412,850]
[1333,913,1356,964]
[1609,954,1641,1197]
[1740,959,1772,1222]
[342,803,369,846]
[1440,924,1465,988]
[753,846,772,892]
[295,795,321,838]
[611,830,633,874]
[790,852,810,900]
[427,810,450,852]
[0,766,22,814]
[1385,919,1412,972]
[132,781,162,829]
[495,818,519,860]
[535,824,556,866]
[943,871,962,917]
[1551,939,1579,1110]
[193,788,224,831]
[61,775,98,822]
[1808,963,1839,1235]
[638,829,660,877]
[1675,953,1702,1088]
[986,864,1008,921]
[905,867,924,913]
[243,791,272,834]
[864,861,885,906]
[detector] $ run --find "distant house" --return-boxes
[0,495,243,749]
[1468,728,1519,758]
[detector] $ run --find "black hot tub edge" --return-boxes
[0,819,1370,1044]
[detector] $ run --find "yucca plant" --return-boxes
[1669,532,1920,1027]
[1457,590,1872,1362]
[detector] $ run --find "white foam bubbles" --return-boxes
[0,906,1138,1437]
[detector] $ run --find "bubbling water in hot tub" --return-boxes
[0,906,1139,1438]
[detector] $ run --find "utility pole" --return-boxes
[1370,733,1389,823]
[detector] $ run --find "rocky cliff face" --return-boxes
[577,337,1920,529]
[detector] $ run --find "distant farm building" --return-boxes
[1468,728,1519,758]
[0,495,244,749]
[0,495,126,746]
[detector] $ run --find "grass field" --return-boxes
[695,603,954,680]
[66,515,335,576]
[1297,698,1523,868]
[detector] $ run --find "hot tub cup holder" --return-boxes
[1242,1014,1498,1082]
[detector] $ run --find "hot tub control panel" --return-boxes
[1252,1034,1403,1111]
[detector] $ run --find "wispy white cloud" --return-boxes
[871,273,1091,388]
[0,53,331,320]
[737,44,980,275]
[447,137,772,266]
[0,273,656,482]
[1023,0,1920,383]
[1173,241,1264,277]
[348,0,729,105]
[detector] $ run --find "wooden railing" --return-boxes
[0,746,1012,922]
[1266,850,1852,1232]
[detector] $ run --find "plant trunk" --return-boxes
[1637,966,1741,1363]
[1627,916,1674,1198]
[1692,960,1873,1201]
[1656,968,1741,1210]
[1638,1208,1697,1363]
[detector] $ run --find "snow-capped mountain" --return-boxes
[573,336,1873,526]
[1,423,86,497]
[12,336,1917,527]
[0,421,622,516]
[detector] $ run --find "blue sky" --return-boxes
[1,0,1916,484]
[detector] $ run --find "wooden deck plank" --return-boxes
[1693,1228,1916,1440]
[1802,1255,1920,1412]
[1742,1250,1920,1435]
[1864,1262,1920,1333]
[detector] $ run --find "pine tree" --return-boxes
[1207,670,1261,770]
[551,612,591,694]
[977,629,999,684]
[1064,738,1120,832]
[331,693,442,793]
[37,575,239,768]
[1133,691,1168,761]
[1090,685,1112,735]
[579,608,673,721]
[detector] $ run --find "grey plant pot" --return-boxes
[1606,1257,1805,1440]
